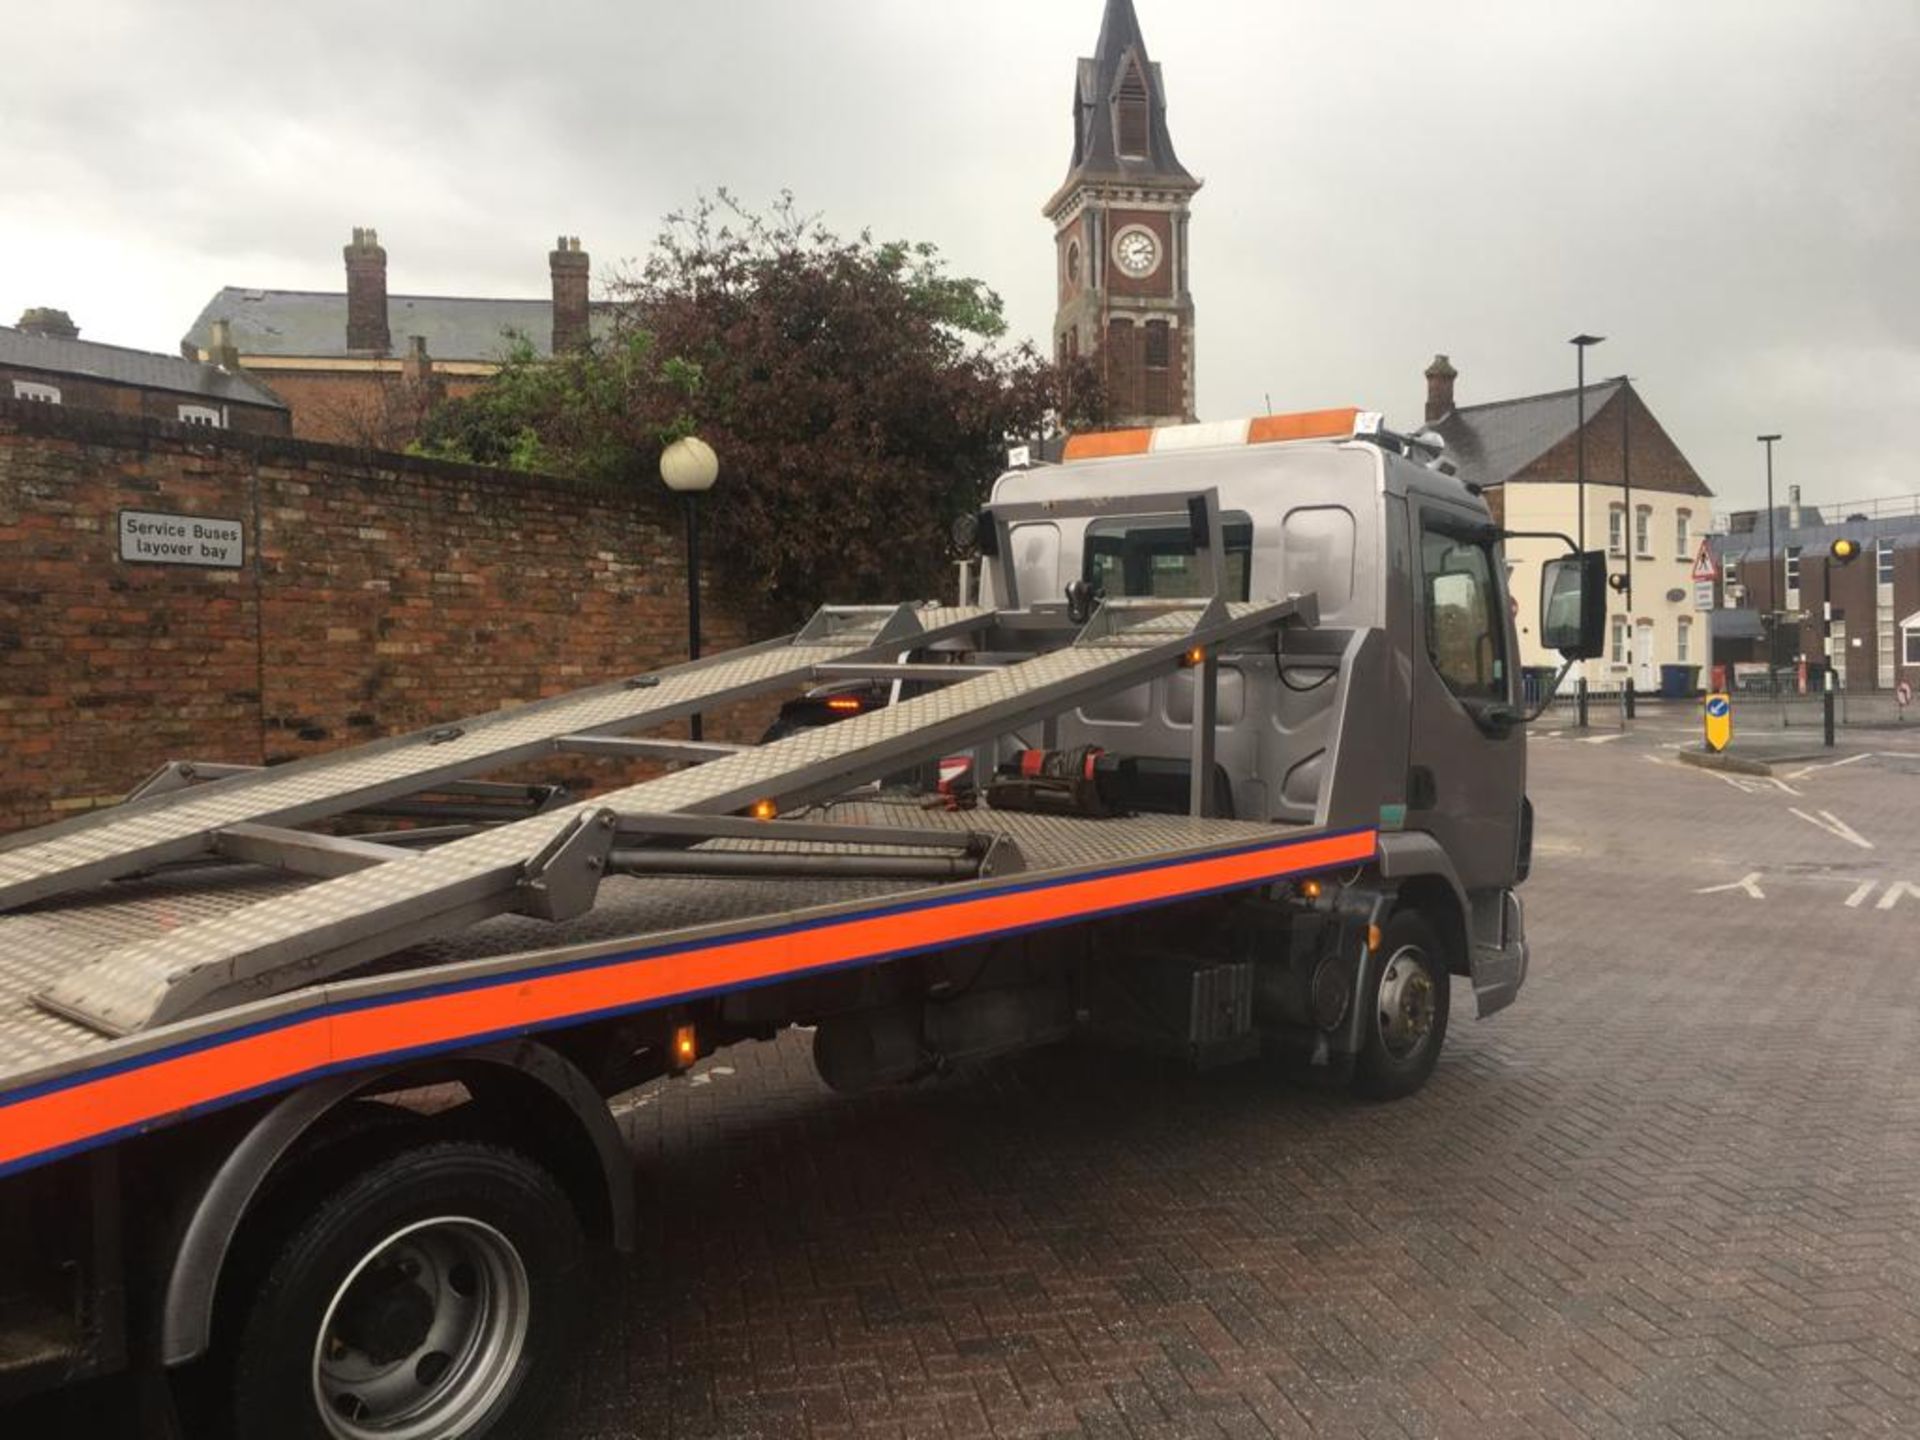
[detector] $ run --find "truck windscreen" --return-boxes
[1084,515,1253,601]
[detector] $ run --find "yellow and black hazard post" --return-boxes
[1703,692,1733,753]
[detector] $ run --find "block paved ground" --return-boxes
[544,730,1920,1439]
[11,720,1920,1437]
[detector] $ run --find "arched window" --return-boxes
[1143,321,1171,413]
[1114,62,1149,159]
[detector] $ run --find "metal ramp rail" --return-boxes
[28,595,1311,1038]
[0,603,988,916]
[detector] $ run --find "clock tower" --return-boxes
[1046,0,1201,426]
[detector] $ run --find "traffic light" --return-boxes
[1830,537,1863,565]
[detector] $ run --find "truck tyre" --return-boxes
[1351,910,1450,1101]
[227,1141,584,1440]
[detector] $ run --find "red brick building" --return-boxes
[1,310,288,435]
[179,231,609,447]
[1046,0,1199,426]
[1707,496,1920,693]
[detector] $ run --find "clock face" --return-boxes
[1113,227,1160,278]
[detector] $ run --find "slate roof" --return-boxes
[1047,0,1198,212]
[180,289,615,364]
[0,326,286,409]
[1429,381,1711,498]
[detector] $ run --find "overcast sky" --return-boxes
[4,0,1914,510]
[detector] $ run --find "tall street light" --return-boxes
[1571,334,1605,726]
[660,435,720,740]
[1613,375,1635,717]
[1757,433,1781,689]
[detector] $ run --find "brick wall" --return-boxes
[242,368,489,445]
[0,399,771,833]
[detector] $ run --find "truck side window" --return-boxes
[1420,524,1506,702]
[1085,514,1252,601]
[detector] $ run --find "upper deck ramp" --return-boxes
[19,597,1306,1038]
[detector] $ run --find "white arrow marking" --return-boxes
[1696,872,1766,899]
[1877,882,1920,911]
[1845,881,1876,908]
[1789,808,1874,850]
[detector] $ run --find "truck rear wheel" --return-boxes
[1351,910,1450,1101]
[227,1141,584,1440]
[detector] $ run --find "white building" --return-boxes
[1421,357,1715,692]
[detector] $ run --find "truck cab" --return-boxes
[983,408,1531,1016]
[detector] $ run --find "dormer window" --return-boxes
[1114,60,1149,159]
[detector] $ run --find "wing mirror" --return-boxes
[1540,551,1607,660]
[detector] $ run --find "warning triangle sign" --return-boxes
[1691,538,1718,582]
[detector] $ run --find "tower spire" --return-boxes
[1045,1,1200,427]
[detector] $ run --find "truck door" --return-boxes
[1407,502,1525,892]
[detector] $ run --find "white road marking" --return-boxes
[1788,808,1874,850]
[1845,880,1877,908]
[1878,882,1920,911]
[1696,872,1766,899]
[1783,753,1874,781]
[1580,733,1628,745]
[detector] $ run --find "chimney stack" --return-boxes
[344,227,390,353]
[549,236,590,354]
[402,334,432,388]
[207,318,240,370]
[17,307,79,340]
[1423,353,1457,424]
[1788,484,1801,529]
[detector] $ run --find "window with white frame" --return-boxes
[1676,617,1691,663]
[10,380,61,403]
[1608,505,1626,555]
[1878,614,1894,680]
[1635,505,1652,557]
[1676,509,1691,559]
[1904,613,1920,668]
[1610,615,1628,664]
[1785,547,1801,609]
[1879,537,1895,587]
[177,403,224,427]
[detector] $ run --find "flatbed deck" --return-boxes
[0,799,1372,1177]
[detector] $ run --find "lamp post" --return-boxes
[1757,434,1781,694]
[660,435,720,740]
[1613,374,1636,718]
[1571,334,1605,726]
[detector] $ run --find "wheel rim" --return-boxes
[1375,945,1436,1061]
[312,1217,530,1440]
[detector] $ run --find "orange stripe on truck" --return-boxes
[1247,407,1361,445]
[1062,429,1154,461]
[0,827,1377,1176]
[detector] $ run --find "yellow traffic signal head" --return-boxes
[1829,537,1862,565]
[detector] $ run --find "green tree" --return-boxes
[417,193,1102,616]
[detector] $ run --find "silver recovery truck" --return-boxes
[0,406,1604,1437]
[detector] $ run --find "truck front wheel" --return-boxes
[1351,910,1450,1100]
[228,1141,584,1440]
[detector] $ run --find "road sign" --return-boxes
[1899,680,1914,708]
[1690,539,1719,583]
[1704,692,1733,752]
[1693,580,1715,612]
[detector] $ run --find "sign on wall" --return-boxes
[118,510,245,569]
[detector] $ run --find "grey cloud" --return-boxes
[1,0,1912,506]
